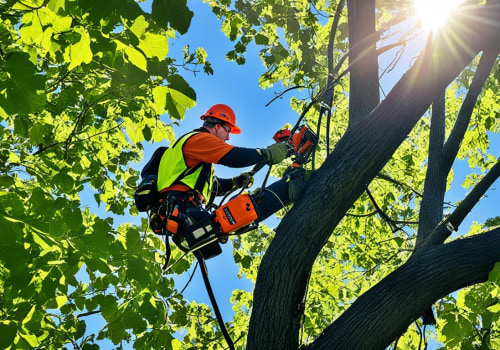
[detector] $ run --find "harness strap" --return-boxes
[194,252,235,350]
[159,200,178,269]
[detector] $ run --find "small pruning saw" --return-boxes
[273,123,317,166]
[248,123,318,180]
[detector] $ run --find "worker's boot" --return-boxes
[284,166,314,202]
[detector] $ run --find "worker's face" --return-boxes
[214,123,231,142]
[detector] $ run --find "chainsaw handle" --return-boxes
[249,161,267,176]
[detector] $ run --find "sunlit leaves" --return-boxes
[206,0,338,88]
[0,0,202,348]
[153,74,197,120]
[437,282,500,348]
[115,38,148,71]
[139,31,169,60]
[63,26,93,70]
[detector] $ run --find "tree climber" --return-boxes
[153,103,307,258]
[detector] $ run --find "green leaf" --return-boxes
[140,297,160,325]
[100,295,119,322]
[64,27,93,71]
[152,74,196,119]
[255,33,269,45]
[53,171,75,194]
[151,0,193,35]
[13,0,44,9]
[0,52,46,114]
[75,320,87,339]
[0,321,17,349]
[139,32,169,60]
[18,11,43,43]
[152,86,169,115]
[129,15,149,39]
[487,303,500,313]
[489,262,500,285]
[114,39,148,72]
[78,0,144,33]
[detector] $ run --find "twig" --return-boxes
[33,122,124,155]
[76,309,101,318]
[366,187,400,232]
[265,86,306,107]
[46,69,71,93]
[376,173,423,198]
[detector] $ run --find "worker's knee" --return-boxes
[252,179,290,221]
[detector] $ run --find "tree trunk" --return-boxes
[247,3,500,349]
[347,0,380,125]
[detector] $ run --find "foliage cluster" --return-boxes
[0,0,210,348]
[1,0,500,349]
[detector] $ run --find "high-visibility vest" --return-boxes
[157,131,214,202]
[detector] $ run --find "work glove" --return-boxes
[286,167,314,202]
[259,143,289,165]
[232,172,254,189]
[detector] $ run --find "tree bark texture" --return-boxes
[417,92,447,239]
[347,0,380,125]
[247,3,500,350]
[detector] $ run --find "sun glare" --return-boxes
[414,0,466,30]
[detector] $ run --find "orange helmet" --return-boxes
[201,104,241,134]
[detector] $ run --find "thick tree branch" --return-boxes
[442,46,500,168]
[346,0,379,125]
[327,0,345,77]
[305,227,500,350]
[316,0,345,157]
[422,158,500,247]
[416,91,447,245]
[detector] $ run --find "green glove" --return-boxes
[232,172,254,189]
[287,167,312,202]
[259,143,289,165]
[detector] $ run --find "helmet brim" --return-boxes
[230,125,241,134]
[201,115,241,134]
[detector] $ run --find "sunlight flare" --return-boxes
[414,0,466,30]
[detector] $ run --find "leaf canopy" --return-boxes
[1,0,499,349]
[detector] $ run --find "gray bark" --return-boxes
[347,0,380,125]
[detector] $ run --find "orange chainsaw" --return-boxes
[273,123,317,167]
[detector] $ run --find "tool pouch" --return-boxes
[150,201,182,235]
[173,217,222,260]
